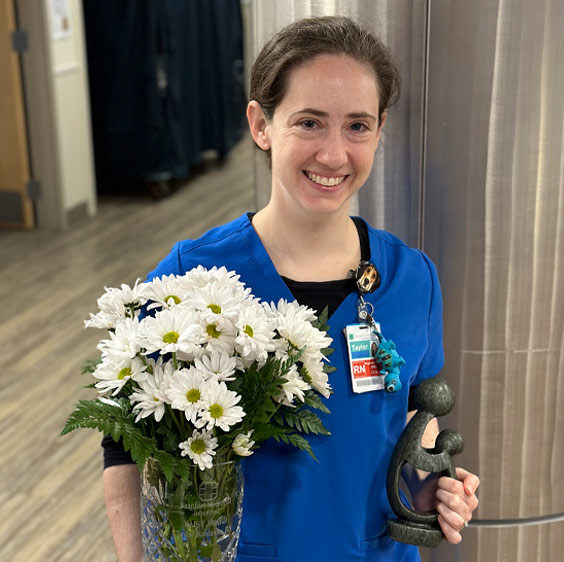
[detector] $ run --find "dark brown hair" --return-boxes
[250,16,401,127]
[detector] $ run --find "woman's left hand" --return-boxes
[435,467,480,544]
[413,467,479,544]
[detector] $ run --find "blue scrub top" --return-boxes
[148,214,444,562]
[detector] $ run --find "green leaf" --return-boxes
[168,510,184,532]
[81,358,100,375]
[61,398,158,472]
[199,546,214,558]
[274,432,317,461]
[303,391,331,414]
[235,360,287,426]
[156,424,181,454]
[312,306,330,332]
[212,543,222,562]
[152,451,177,482]
[251,422,290,445]
[287,346,306,364]
[278,408,331,436]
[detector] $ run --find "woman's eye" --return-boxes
[350,122,368,132]
[300,120,317,129]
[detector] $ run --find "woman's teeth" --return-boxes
[306,172,346,186]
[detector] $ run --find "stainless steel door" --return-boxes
[424,1,564,560]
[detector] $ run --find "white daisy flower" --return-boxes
[142,273,196,311]
[185,265,246,291]
[86,280,146,329]
[191,283,244,321]
[270,336,291,359]
[93,357,148,396]
[98,396,121,408]
[165,367,208,423]
[263,298,318,324]
[301,357,332,399]
[200,314,237,356]
[179,429,218,470]
[196,381,245,432]
[274,306,332,361]
[194,352,238,382]
[152,358,175,393]
[129,363,170,422]
[97,317,142,361]
[275,364,311,406]
[232,430,255,457]
[142,307,205,358]
[234,303,276,366]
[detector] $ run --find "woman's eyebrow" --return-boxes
[290,108,377,121]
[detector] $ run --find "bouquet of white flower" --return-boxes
[62,266,334,562]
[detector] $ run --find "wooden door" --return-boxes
[0,0,33,228]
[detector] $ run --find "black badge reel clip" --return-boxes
[386,376,464,547]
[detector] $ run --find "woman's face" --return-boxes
[255,54,384,218]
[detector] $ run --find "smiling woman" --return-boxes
[101,15,479,562]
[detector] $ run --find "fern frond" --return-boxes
[278,408,331,436]
[274,433,317,461]
[61,399,157,470]
[250,422,290,445]
[302,391,331,414]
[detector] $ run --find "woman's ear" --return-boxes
[373,111,387,150]
[247,101,271,150]
[376,112,387,139]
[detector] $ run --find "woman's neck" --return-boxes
[251,204,361,282]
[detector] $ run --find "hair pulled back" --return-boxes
[249,16,401,123]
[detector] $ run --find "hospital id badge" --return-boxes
[344,323,385,393]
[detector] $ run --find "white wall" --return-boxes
[46,0,96,217]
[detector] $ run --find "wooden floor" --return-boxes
[0,135,255,562]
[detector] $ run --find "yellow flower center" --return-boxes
[117,367,132,380]
[209,404,224,419]
[244,325,254,337]
[207,304,222,314]
[190,439,205,455]
[186,389,201,403]
[165,294,181,305]
[163,331,179,344]
[206,324,221,338]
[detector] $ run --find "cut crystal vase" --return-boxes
[141,457,244,562]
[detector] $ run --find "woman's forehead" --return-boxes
[279,54,381,113]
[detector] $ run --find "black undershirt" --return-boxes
[102,216,416,468]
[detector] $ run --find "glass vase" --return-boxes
[141,457,244,562]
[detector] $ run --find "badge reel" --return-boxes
[344,262,405,394]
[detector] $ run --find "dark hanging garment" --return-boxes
[82,1,170,186]
[162,0,203,178]
[207,0,247,156]
[82,0,246,194]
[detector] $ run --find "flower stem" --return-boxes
[168,405,187,436]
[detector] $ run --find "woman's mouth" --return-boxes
[304,171,347,187]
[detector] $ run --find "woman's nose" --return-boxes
[315,130,348,169]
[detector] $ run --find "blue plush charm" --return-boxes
[372,334,405,393]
